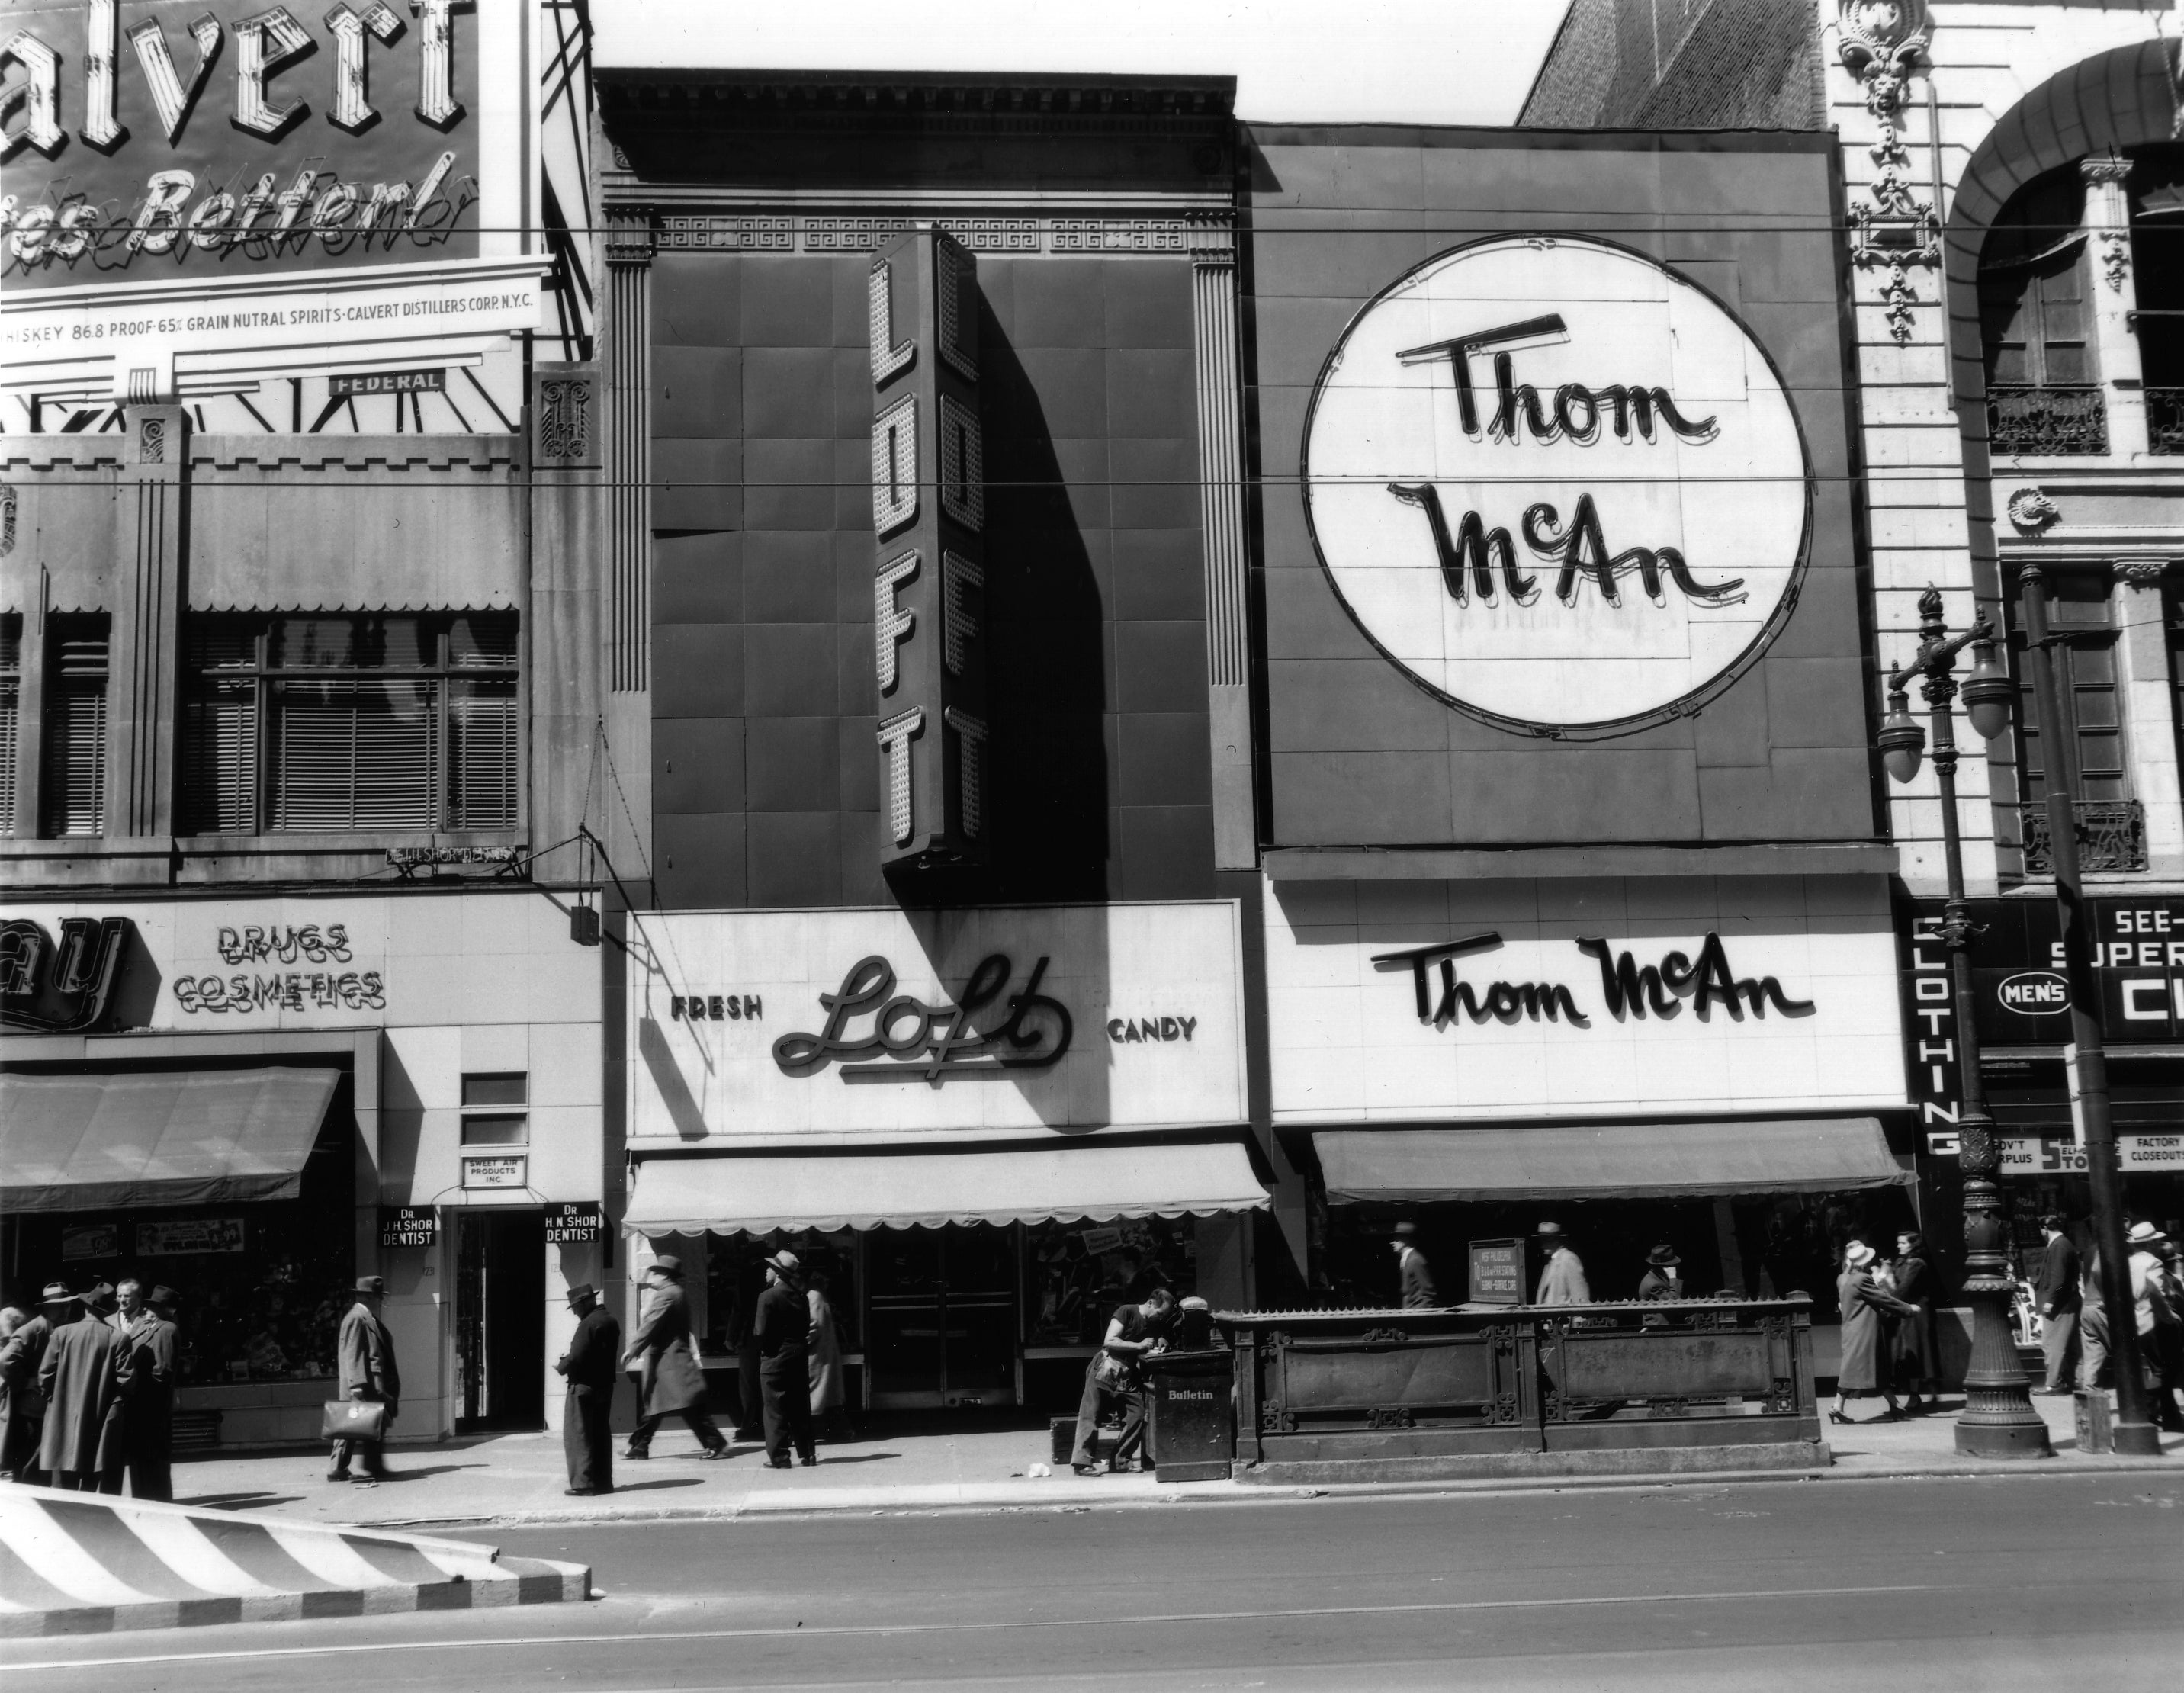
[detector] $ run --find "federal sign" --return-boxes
[1467,1238,1524,1306]
[1301,235,1811,739]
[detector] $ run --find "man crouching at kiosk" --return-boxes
[1071,1287,1175,1476]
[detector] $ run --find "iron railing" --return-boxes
[1986,384,2108,456]
[2018,798,2148,875]
[2146,387,2184,455]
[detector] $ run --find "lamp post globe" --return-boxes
[1958,641,2015,744]
[1879,692,1925,785]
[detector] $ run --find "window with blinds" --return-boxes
[0,615,19,834]
[42,615,108,837]
[181,613,519,834]
[2009,573,2128,804]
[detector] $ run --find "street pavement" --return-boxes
[3,1470,2177,1690]
[130,1392,2182,1532]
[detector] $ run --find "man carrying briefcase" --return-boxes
[328,1277,400,1483]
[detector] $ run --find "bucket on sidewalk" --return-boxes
[2076,1389,2113,1454]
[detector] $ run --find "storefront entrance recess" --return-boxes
[455,1210,545,1431]
[866,1224,1017,1410]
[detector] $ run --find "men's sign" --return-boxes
[1264,879,1904,1123]
[629,904,1247,1141]
[1,0,480,288]
[1301,236,1811,739]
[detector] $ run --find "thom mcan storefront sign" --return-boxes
[1264,881,1906,1125]
[628,904,1247,1141]
[1302,235,1811,740]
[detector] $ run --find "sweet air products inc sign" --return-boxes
[1301,236,1811,739]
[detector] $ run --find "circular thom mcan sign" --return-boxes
[1302,235,1813,739]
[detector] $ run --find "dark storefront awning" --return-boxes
[0,1068,341,1213]
[1315,1119,1909,1204]
[625,1140,1271,1235]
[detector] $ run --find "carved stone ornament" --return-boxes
[2112,558,2169,586]
[138,415,166,464]
[536,374,596,463]
[0,482,14,557]
[2006,487,2060,534]
[1838,2,1937,345]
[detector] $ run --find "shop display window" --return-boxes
[683,1231,861,1361]
[1023,1217,1196,1348]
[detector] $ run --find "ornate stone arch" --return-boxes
[1943,39,2180,427]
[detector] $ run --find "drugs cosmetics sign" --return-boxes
[1301,235,1812,740]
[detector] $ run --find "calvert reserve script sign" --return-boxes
[1302,235,1812,740]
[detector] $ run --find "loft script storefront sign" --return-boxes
[628,904,1247,1141]
[1301,235,1812,740]
[1264,879,1905,1125]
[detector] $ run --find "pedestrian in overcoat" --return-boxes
[116,1280,178,1500]
[1392,1222,1440,1309]
[555,1283,621,1495]
[622,1256,727,1460]
[0,1287,64,1483]
[806,1272,852,1443]
[754,1251,814,1468]
[38,1283,126,1492]
[1830,1242,1919,1424]
[331,1276,400,1481]
[1534,1223,1591,1305]
[1889,1232,1942,1415]
[2032,1214,2083,1394]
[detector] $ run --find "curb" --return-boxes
[0,1487,589,1638]
[314,1450,2179,1532]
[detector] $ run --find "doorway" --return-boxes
[866,1224,1017,1410]
[454,1210,546,1431]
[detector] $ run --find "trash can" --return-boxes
[1145,1348,1233,1482]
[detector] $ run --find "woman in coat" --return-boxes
[805,1272,851,1443]
[621,1256,728,1460]
[1890,1230,1942,1415]
[1832,1241,1921,1424]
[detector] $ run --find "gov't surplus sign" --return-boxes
[1,0,479,288]
[1302,236,1812,740]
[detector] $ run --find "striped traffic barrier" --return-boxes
[0,1486,588,1637]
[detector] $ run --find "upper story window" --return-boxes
[2127,146,2184,452]
[2004,569,2147,876]
[1980,170,2103,455]
[42,614,108,838]
[181,613,520,836]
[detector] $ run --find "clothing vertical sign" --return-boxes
[869,226,991,869]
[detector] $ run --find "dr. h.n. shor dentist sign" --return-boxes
[1302,235,1812,740]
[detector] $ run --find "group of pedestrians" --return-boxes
[0,1278,178,1497]
[1827,1233,1942,1423]
[2036,1216,2184,1431]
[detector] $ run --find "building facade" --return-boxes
[2,0,626,1444]
[595,74,1286,1414]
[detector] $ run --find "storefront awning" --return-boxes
[625,1140,1271,1235]
[0,1068,342,1213]
[1315,1118,1909,1204]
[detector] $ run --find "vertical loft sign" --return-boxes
[869,226,990,869]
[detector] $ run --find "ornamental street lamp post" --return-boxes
[1880,589,2052,1457]
[2014,567,2160,1456]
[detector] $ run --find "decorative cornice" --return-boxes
[632,207,1235,259]
[2112,558,2170,586]
[2080,156,2133,186]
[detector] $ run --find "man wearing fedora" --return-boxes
[1636,1245,1682,1302]
[622,1255,728,1461]
[1534,1223,1591,1306]
[38,1282,127,1492]
[554,1283,621,1495]
[0,1283,72,1483]
[2125,1221,2184,1432]
[115,1280,179,1501]
[753,1251,815,1469]
[331,1276,401,1482]
[1390,1223,1439,1309]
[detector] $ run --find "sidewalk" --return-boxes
[156,1395,2180,1531]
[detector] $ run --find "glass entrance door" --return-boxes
[454,1210,546,1430]
[866,1223,1018,1410]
